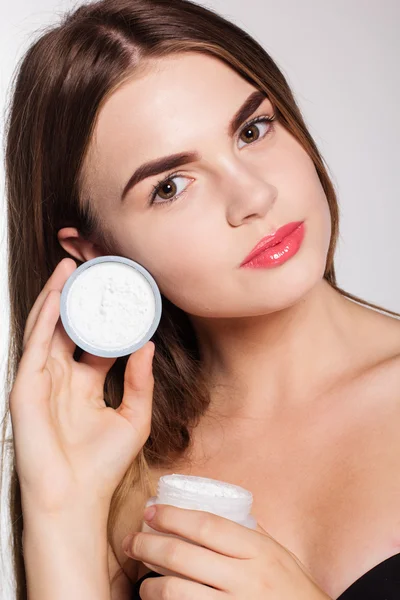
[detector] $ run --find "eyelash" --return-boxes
[149,113,276,207]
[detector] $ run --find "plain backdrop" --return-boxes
[1,0,399,597]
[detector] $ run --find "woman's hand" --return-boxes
[122,504,333,599]
[10,258,155,516]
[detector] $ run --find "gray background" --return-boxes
[1,1,399,596]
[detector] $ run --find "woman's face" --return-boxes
[81,51,331,317]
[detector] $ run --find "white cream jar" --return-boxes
[141,474,257,577]
[60,255,162,358]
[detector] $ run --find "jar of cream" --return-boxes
[60,255,162,358]
[140,473,257,576]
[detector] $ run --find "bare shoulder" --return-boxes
[339,304,400,423]
[366,310,400,374]
[357,308,400,385]
[349,300,400,368]
[349,310,400,433]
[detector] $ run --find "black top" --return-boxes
[131,552,400,599]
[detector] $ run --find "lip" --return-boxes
[240,221,304,267]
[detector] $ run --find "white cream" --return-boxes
[66,261,156,351]
[151,473,255,521]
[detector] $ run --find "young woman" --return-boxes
[2,0,400,599]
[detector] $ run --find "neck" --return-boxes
[190,278,363,421]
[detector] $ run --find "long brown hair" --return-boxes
[1,0,399,597]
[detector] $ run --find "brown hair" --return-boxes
[1,0,399,597]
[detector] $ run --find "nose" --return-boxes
[223,160,278,227]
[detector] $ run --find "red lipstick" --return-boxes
[240,221,305,268]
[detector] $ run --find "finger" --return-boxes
[142,504,264,559]
[115,342,155,437]
[124,532,234,592]
[254,521,289,551]
[48,316,77,359]
[20,289,62,373]
[255,521,272,536]
[78,351,117,379]
[139,573,225,599]
[23,258,77,351]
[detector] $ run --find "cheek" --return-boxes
[140,229,236,315]
[321,196,333,250]
[296,188,332,297]
[113,218,222,313]
[310,177,332,253]
[291,152,332,246]
[148,237,219,308]
[300,178,332,273]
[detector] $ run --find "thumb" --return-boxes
[253,521,284,546]
[116,341,155,438]
[254,521,271,536]
[253,520,309,571]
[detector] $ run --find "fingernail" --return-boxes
[143,505,157,522]
[122,534,135,554]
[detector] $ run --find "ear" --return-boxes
[57,227,105,263]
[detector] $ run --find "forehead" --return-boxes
[85,53,258,192]
[96,52,250,134]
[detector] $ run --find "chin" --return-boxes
[241,249,329,316]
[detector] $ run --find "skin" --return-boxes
[59,51,349,414]
[57,52,400,598]
[59,51,398,419]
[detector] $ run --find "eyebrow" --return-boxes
[120,89,268,202]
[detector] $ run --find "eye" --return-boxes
[149,170,192,207]
[149,113,276,207]
[237,114,275,149]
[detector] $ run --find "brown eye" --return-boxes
[157,179,176,200]
[240,124,261,143]
[150,172,192,206]
[237,115,274,149]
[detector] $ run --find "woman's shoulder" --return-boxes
[328,303,400,434]
[344,308,400,437]
[365,309,400,374]
[348,300,400,369]
[352,306,400,391]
